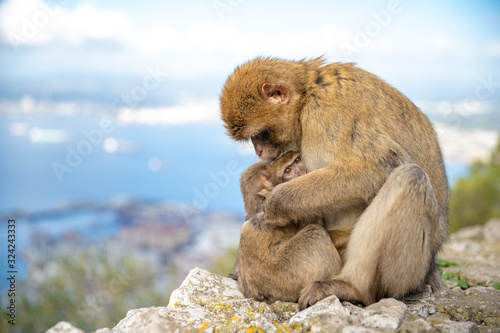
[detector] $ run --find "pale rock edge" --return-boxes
[46,221,500,333]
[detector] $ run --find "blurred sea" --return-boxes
[0,116,469,216]
[0,115,471,281]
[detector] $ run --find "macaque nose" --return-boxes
[254,146,263,157]
[251,138,263,157]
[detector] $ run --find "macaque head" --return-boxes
[260,152,307,190]
[220,57,313,161]
[241,152,307,218]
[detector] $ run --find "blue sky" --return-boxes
[0,0,499,108]
[0,1,498,213]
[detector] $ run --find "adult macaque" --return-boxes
[221,57,448,308]
[236,152,349,303]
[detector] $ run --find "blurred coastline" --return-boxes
[2,102,494,215]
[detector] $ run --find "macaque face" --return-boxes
[281,154,307,182]
[267,152,308,186]
[251,130,284,161]
[250,123,302,162]
[257,152,308,194]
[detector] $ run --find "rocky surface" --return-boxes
[439,219,500,289]
[45,321,85,333]
[46,221,500,333]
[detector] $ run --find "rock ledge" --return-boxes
[47,267,499,333]
[47,221,500,333]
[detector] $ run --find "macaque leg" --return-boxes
[274,223,344,300]
[278,224,343,281]
[299,164,441,309]
[241,223,343,303]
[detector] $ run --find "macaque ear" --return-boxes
[259,170,274,190]
[261,83,291,104]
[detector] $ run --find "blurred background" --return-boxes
[0,0,499,332]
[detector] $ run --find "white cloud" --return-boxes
[117,99,220,125]
[0,0,498,98]
[416,100,495,116]
[0,0,128,47]
[0,0,350,58]
[0,0,488,74]
[434,122,498,164]
[54,3,133,46]
[138,23,178,52]
[156,24,352,79]
[485,40,500,58]
[0,0,179,51]
[1,96,221,125]
[339,30,465,62]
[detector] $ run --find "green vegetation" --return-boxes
[442,272,470,289]
[0,245,239,333]
[435,258,465,269]
[1,251,169,333]
[436,259,470,289]
[210,247,239,278]
[449,136,500,233]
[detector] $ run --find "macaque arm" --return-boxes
[264,163,388,226]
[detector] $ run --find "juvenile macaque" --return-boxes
[241,152,353,252]
[236,152,347,304]
[221,57,448,308]
[242,152,307,219]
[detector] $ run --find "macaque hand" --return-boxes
[262,185,296,227]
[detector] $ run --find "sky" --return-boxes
[0,0,499,115]
[0,0,498,215]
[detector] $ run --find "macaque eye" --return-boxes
[284,168,292,175]
[295,156,301,163]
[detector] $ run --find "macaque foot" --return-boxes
[299,279,364,310]
[299,281,336,310]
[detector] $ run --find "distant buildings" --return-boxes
[19,199,243,291]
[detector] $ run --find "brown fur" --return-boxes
[235,153,347,303]
[221,57,448,308]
